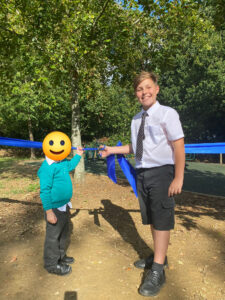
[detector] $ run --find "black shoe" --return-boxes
[134,254,168,269]
[60,255,75,264]
[46,263,72,276]
[138,269,166,297]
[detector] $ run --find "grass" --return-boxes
[0,157,17,170]
[11,189,26,195]
[0,157,41,196]
[26,183,40,192]
[9,183,39,195]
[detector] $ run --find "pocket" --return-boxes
[162,197,175,208]
[148,125,164,143]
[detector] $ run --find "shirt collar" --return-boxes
[141,101,160,116]
[45,156,57,165]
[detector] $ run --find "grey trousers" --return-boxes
[43,207,70,269]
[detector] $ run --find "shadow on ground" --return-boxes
[70,199,152,259]
[0,195,43,246]
[0,159,43,180]
[174,191,225,231]
[0,197,42,207]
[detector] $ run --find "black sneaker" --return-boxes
[60,255,75,264]
[138,269,166,297]
[134,254,168,269]
[46,263,72,276]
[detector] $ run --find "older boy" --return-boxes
[101,71,185,296]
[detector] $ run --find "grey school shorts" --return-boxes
[136,165,175,230]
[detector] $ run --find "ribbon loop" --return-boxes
[107,141,138,197]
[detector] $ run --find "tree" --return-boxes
[136,0,225,142]
[0,0,149,174]
[0,0,72,157]
[1,0,224,162]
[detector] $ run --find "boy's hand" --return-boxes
[76,146,84,156]
[46,209,57,224]
[168,178,183,197]
[99,145,112,158]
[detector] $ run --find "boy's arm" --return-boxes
[39,175,53,210]
[38,166,57,224]
[38,169,57,224]
[100,144,133,158]
[168,138,185,196]
[67,154,81,171]
[67,147,84,171]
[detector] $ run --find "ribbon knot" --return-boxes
[106,141,138,197]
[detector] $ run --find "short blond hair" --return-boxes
[133,71,159,91]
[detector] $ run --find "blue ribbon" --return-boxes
[107,141,138,197]
[0,137,104,151]
[1,136,224,153]
[185,143,225,154]
[1,136,225,199]
[0,137,42,148]
[107,154,117,184]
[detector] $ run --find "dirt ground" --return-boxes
[0,159,224,300]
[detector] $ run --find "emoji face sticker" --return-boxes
[42,131,71,161]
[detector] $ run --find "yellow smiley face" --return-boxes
[42,131,71,161]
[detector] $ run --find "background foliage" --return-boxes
[0,0,224,151]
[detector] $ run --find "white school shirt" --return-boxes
[131,101,184,169]
[45,156,72,211]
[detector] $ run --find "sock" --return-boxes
[153,255,168,265]
[152,262,164,273]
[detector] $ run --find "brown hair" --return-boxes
[133,71,159,91]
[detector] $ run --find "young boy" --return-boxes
[100,71,185,296]
[38,131,84,276]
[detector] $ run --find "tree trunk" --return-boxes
[28,117,36,159]
[71,89,85,182]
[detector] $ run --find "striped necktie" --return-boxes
[136,111,148,161]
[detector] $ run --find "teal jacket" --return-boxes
[37,154,81,211]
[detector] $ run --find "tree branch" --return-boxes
[92,0,111,29]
